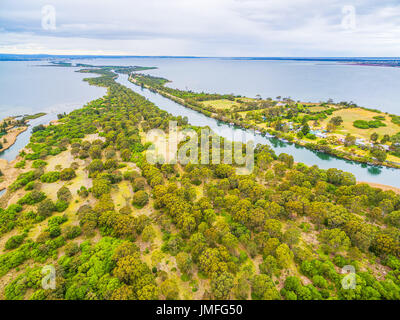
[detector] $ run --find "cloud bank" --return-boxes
[1,0,400,56]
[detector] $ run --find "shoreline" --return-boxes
[129,75,400,171]
[127,75,400,192]
[0,126,28,154]
[357,181,400,194]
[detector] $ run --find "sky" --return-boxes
[1,0,400,57]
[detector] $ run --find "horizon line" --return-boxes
[1,53,400,60]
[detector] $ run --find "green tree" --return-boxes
[132,190,149,207]
[160,279,179,300]
[301,123,310,136]
[60,168,76,180]
[370,132,379,142]
[211,272,234,299]
[276,243,294,268]
[176,252,192,274]
[318,228,351,253]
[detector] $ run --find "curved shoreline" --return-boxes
[0,126,28,154]
[357,181,400,194]
[129,75,400,170]
[120,73,400,189]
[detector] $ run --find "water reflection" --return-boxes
[368,166,382,175]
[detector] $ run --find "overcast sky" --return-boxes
[1,0,400,56]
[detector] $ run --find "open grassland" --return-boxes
[201,99,238,110]
[320,108,399,140]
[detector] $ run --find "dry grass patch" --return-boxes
[321,108,399,140]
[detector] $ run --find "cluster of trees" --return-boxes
[353,119,386,129]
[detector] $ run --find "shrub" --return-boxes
[92,178,111,198]
[60,168,76,181]
[57,186,72,203]
[132,177,146,192]
[132,190,149,207]
[55,200,69,212]
[36,199,55,217]
[123,171,140,182]
[77,186,89,198]
[5,234,26,250]
[88,159,104,175]
[18,190,46,205]
[40,171,60,183]
[32,160,47,168]
[14,160,26,169]
[64,242,80,256]
[63,225,82,239]
[305,133,317,140]
[9,171,38,191]
[24,181,36,191]
[353,119,386,129]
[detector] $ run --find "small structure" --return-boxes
[355,138,367,146]
[310,129,327,138]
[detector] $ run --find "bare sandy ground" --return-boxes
[357,181,400,194]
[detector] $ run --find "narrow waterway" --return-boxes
[116,73,400,188]
[0,113,57,161]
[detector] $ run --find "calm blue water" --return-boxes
[0,61,106,161]
[116,73,400,188]
[74,57,400,114]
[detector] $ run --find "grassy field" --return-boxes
[201,99,239,110]
[306,106,328,112]
[320,108,399,140]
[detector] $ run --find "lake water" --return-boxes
[1,58,400,187]
[0,60,106,161]
[74,57,400,114]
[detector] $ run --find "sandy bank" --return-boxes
[357,181,400,194]
[0,126,28,153]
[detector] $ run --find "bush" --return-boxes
[60,168,76,181]
[64,242,80,256]
[18,190,46,205]
[36,199,55,217]
[48,225,61,238]
[305,133,317,140]
[32,160,47,168]
[5,234,26,250]
[63,225,82,239]
[88,159,104,175]
[14,160,26,169]
[40,171,60,183]
[132,177,146,191]
[123,171,140,182]
[24,181,36,191]
[9,171,38,191]
[132,190,149,207]
[77,186,89,198]
[57,186,72,203]
[92,178,111,198]
[46,215,68,238]
[353,119,386,129]
[55,200,69,212]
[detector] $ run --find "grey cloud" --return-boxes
[0,0,400,56]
